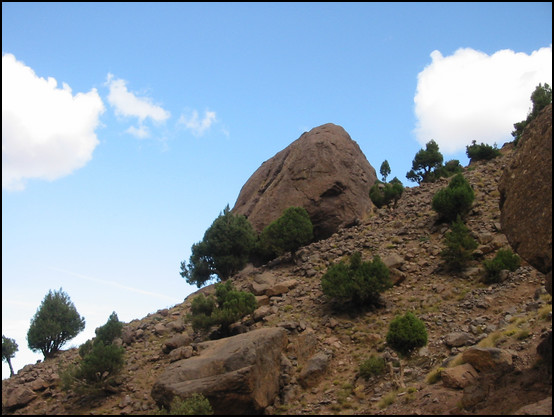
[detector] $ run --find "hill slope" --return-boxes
[2,143,552,415]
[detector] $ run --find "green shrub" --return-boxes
[190,293,216,316]
[466,140,501,162]
[434,159,464,179]
[369,182,386,208]
[68,312,126,393]
[432,173,475,223]
[75,342,125,385]
[440,215,478,272]
[156,394,213,415]
[59,363,78,391]
[482,248,521,284]
[321,252,392,309]
[95,311,123,346]
[180,205,257,287]
[258,206,313,261]
[189,293,217,331]
[386,312,428,357]
[188,281,257,337]
[370,178,404,209]
[79,312,123,359]
[512,83,552,145]
[212,281,257,328]
[359,354,386,379]
[78,339,94,359]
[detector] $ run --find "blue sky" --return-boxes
[2,2,552,379]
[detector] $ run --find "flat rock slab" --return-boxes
[151,327,288,415]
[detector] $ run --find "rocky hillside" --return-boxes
[2,143,552,415]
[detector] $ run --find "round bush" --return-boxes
[76,342,125,384]
[189,281,257,336]
[321,252,392,309]
[386,312,428,357]
[370,178,404,209]
[466,140,501,162]
[482,248,521,284]
[432,173,474,222]
[258,206,313,259]
[180,205,257,287]
[359,354,386,380]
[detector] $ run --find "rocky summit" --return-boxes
[2,124,552,415]
[232,123,377,240]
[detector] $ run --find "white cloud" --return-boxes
[126,124,150,139]
[413,45,552,154]
[106,73,170,127]
[2,53,105,190]
[178,109,217,136]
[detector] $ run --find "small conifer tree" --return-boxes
[512,83,552,144]
[386,312,428,388]
[440,215,478,272]
[432,173,475,223]
[321,252,392,309]
[180,205,257,287]
[466,140,501,162]
[27,288,85,359]
[380,160,391,182]
[2,335,19,377]
[258,206,313,260]
[482,248,521,284]
[63,312,125,393]
[188,281,257,337]
[406,140,444,184]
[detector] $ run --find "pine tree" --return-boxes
[27,288,85,359]
[2,335,19,377]
[380,160,391,182]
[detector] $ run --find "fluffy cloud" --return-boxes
[178,110,217,137]
[125,125,150,139]
[2,53,105,190]
[106,74,170,138]
[413,45,552,154]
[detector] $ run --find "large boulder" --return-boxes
[232,123,377,240]
[499,103,552,284]
[151,327,288,415]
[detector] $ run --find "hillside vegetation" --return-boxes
[2,141,551,415]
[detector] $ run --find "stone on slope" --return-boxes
[151,327,287,415]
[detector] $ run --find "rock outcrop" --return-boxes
[232,123,377,240]
[151,327,288,415]
[499,103,552,373]
[499,103,552,289]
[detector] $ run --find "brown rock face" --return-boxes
[232,123,377,240]
[499,103,552,286]
[150,327,287,415]
[498,103,552,372]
